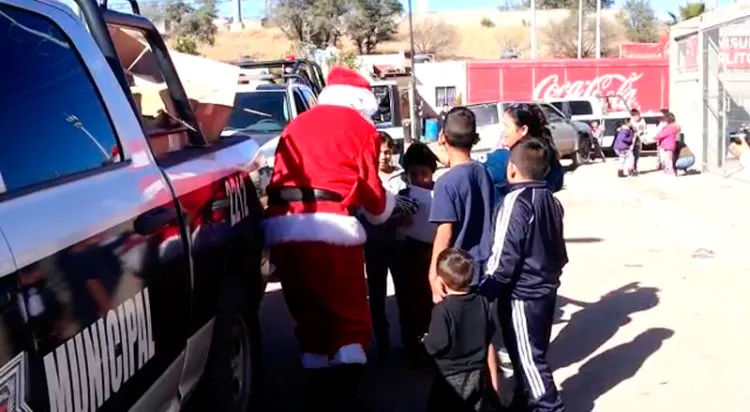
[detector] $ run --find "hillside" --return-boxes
[200,8,631,62]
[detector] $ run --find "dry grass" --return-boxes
[201,10,628,62]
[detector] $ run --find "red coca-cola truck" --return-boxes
[465,58,670,114]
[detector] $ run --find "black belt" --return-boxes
[267,187,343,206]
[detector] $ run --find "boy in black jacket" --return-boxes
[479,138,568,412]
[424,248,494,412]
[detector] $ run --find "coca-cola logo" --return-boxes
[533,73,644,111]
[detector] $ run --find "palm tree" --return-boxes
[667,1,706,25]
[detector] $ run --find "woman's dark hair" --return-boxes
[504,103,556,150]
[665,113,676,123]
[630,109,640,116]
[378,131,394,149]
[403,142,438,172]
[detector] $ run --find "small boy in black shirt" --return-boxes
[424,248,494,412]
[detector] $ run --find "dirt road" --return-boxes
[257,159,750,411]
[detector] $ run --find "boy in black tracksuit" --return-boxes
[479,138,568,412]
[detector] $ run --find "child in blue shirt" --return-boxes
[428,107,494,302]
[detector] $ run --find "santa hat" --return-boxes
[318,66,379,119]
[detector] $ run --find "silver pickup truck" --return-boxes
[466,101,587,165]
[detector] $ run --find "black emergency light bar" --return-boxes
[235,58,327,96]
[100,0,141,15]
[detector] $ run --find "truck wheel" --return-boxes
[199,275,262,411]
[574,132,592,166]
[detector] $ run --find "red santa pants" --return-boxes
[271,242,372,369]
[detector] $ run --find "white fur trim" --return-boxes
[301,353,330,369]
[263,213,367,246]
[330,343,367,365]
[741,152,750,169]
[360,190,396,225]
[318,85,379,118]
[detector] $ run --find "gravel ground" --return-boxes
[256,158,750,412]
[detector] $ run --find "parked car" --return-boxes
[223,75,318,201]
[0,0,268,410]
[545,96,662,152]
[466,101,583,164]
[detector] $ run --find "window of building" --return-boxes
[0,5,121,194]
[435,86,457,108]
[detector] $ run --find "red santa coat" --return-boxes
[263,105,396,245]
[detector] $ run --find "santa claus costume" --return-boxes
[263,67,416,410]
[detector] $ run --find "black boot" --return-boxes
[304,368,335,412]
[330,364,371,412]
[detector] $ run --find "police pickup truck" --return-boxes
[0,0,267,411]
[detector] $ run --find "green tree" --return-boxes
[667,2,705,25]
[165,0,218,47]
[344,0,403,54]
[271,0,347,48]
[619,0,660,43]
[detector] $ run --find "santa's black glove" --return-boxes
[392,194,419,217]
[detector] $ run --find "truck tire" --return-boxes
[195,274,262,411]
[573,132,592,167]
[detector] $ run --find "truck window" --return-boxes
[568,100,594,116]
[540,104,565,123]
[468,105,499,127]
[108,25,191,158]
[0,5,122,194]
[293,90,308,115]
[300,88,317,107]
[227,91,290,134]
[372,85,392,124]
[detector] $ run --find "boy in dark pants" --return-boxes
[480,138,568,412]
[424,248,494,412]
[396,142,439,364]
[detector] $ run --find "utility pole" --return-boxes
[408,0,418,143]
[595,0,601,58]
[577,0,583,58]
[230,0,244,32]
[530,0,537,59]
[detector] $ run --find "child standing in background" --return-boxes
[629,109,647,175]
[654,112,680,175]
[361,131,406,360]
[395,142,439,365]
[613,121,635,178]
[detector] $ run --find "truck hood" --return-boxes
[222,129,280,166]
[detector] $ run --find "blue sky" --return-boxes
[219,0,737,20]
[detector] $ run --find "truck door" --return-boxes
[0,1,191,410]
[102,13,265,406]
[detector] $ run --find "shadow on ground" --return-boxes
[560,328,674,411]
[257,281,665,411]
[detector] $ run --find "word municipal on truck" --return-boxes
[45,288,155,412]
